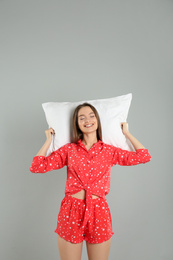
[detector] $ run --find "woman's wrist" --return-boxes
[124,131,145,150]
[124,131,130,137]
[36,138,52,156]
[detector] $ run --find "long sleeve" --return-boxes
[29,144,69,173]
[111,147,151,166]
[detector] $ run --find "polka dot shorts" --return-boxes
[54,194,114,244]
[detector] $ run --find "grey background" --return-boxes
[1,0,172,259]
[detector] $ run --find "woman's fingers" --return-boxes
[45,128,55,140]
[50,127,55,134]
[121,122,129,135]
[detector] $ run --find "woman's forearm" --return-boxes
[36,139,52,156]
[125,132,145,151]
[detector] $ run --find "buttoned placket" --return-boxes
[77,140,102,227]
[78,141,94,227]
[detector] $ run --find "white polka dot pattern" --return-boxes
[29,139,151,230]
[30,139,151,198]
[54,194,114,244]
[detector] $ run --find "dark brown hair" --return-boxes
[72,102,102,143]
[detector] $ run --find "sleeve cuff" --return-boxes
[136,148,148,152]
[32,155,45,161]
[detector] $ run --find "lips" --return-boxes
[84,124,93,128]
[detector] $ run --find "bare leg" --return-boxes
[57,234,83,260]
[86,238,112,260]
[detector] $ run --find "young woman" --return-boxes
[30,103,151,260]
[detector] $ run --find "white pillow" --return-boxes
[42,93,135,156]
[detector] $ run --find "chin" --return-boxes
[82,128,97,134]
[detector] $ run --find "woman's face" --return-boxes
[77,106,98,135]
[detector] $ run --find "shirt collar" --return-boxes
[77,139,103,149]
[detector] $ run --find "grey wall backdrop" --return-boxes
[1,0,172,259]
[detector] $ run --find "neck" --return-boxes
[82,133,98,146]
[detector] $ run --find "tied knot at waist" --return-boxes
[82,183,98,228]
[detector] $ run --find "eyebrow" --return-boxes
[78,112,95,117]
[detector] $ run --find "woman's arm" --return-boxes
[29,127,68,173]
[110,122,151,166]
[35,128,55,156]
[29,144,68,173]
[124,131,145,151]
[36,139,52,156]
[121,122,145,150]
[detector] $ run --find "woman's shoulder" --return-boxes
[99,141,117,151]
[101,141,114,148]
[55,142,76,154]
[60,141,78,149]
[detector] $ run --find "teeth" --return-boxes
[85,124,93,127]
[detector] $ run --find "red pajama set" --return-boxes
[30,139,151,244]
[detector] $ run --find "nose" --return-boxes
[84,117,90,123]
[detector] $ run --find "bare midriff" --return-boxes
[70,189,100,200]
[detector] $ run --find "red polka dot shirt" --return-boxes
[30,139,151,227]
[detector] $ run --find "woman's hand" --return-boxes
[121,122,129,136]
[35,128,56,157]
[45,128,55,141]
[120,122,146,150]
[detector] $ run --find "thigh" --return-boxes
[86,237,112,260]
[57,234,83,260]
[54,195,86,243]
[84,198,114,244]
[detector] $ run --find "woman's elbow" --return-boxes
[140,155,152,164]
[29,166,39,173]
[29,166,46,173]
[146,155,152,163]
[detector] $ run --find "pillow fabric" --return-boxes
[42,93,134,156]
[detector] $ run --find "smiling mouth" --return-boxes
[84,124,94,128]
